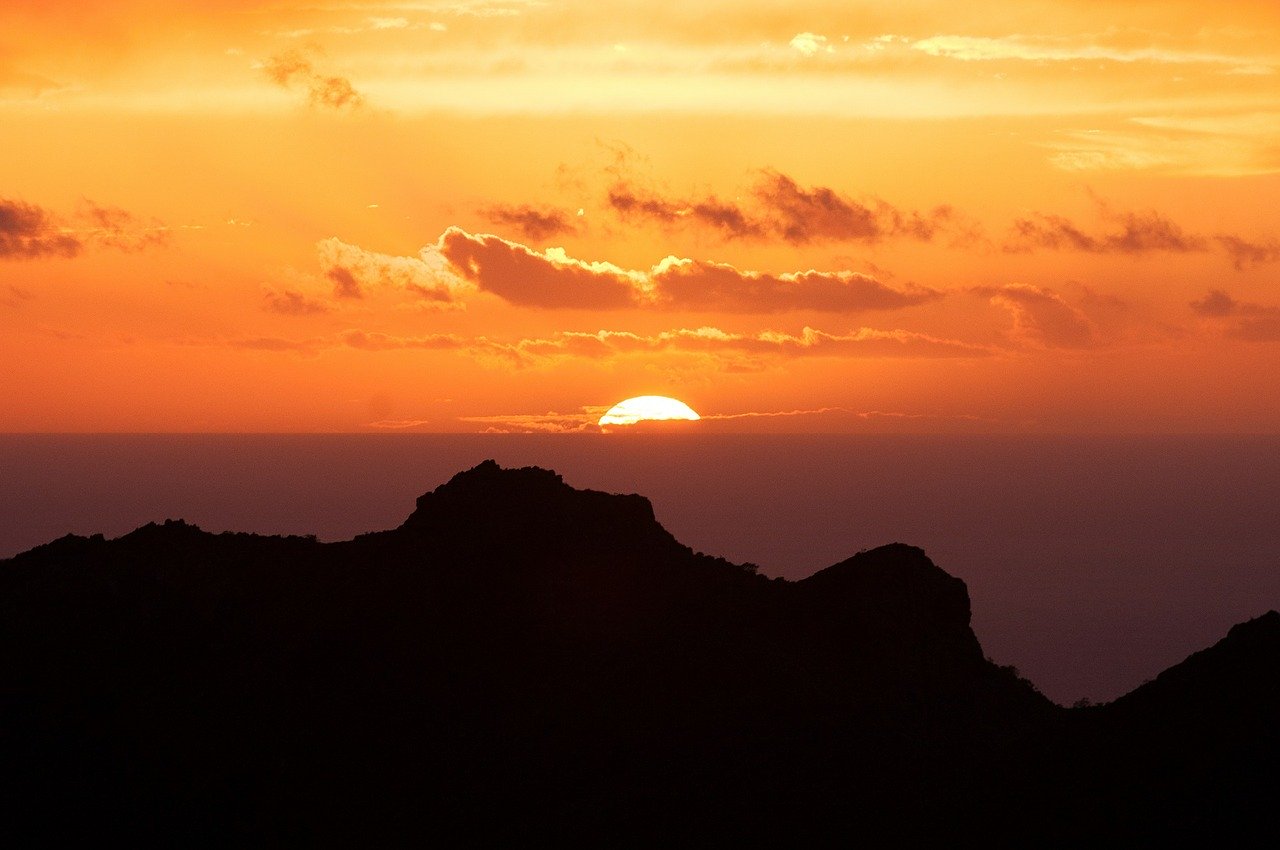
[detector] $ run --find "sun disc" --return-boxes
[598,395,700,427]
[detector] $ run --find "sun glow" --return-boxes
[598,396,700,427]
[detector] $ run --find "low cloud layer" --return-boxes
[433,226,940,312]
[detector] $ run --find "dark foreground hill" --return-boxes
[1,461,1276,846]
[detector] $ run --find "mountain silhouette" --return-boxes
[1,461,1276,846]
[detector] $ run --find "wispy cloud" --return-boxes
[1004,202,1208,255]
[263,288,332,315]
[205,321,989,370]
[493,325,992,366]
[479,203,579,241]
[1003,197,1280,267]
[977,284,1097,349]
[263,50,365,109]
[78,202,170,252]
[1216,235,1280,270]
[456,409,606,433]
[911,34,1276,72]
[1044,121,1280,177]
[607,169,961,246]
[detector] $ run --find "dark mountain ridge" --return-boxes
[2,461,1276,846]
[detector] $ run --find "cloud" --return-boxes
[431,226,939,312]
[1004,207,1208,255]
[1005,197,1278,265]
[218,329,467,358]
[206,319,989,374]
[338,329,467,351]
[702,406,850,420]
[367,418,435,429]
[263,50,365,110]
[263,288,331,315]
[0,65,63,98]
[790,33,832,57]
[229,336,320,353]
[458,404,993,434]
[2,285,34,308]
[2,197,171,261]
[456,410,605,434]
[1216,235,1280,270]
[437,228,641,309]
[978,284,1096,348]
[1230,314,1280,342]
[498,325,990,366]
[1189,289,1280,341]
[911,35,1276,70]
[650,257,939,312]
[607,186,767,240]
[755,170,955,244]
[79,202,170,252]
[606,170,956,246]
[0,199,82,259]
[317,237,462,304]
[1044,122,1280,178]
[480,204,578,241]
[1189,289,1239,317]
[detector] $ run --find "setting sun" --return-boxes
[598,396,701,427]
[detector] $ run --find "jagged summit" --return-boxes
[399,459,683,559]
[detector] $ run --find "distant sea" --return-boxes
[2,434,1277,705]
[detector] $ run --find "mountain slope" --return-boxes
[0,461,1274,846]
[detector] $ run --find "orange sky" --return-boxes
[3,0,1279,432]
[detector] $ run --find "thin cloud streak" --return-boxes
[912,34,1278,72]
[202,322,991,368]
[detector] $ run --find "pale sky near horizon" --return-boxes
[3,0,1279,432]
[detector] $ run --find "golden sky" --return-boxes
[3,0,1279,432]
